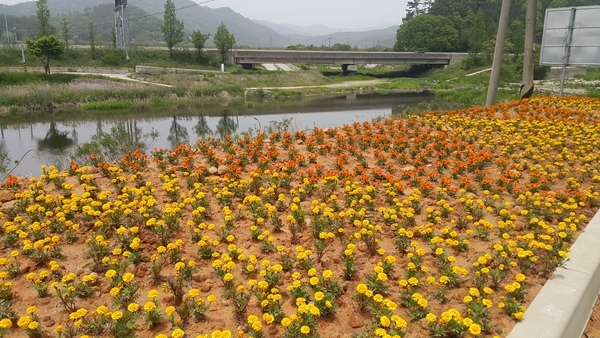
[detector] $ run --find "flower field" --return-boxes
[0,96,599,338]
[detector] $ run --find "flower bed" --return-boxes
[0,96,599,338]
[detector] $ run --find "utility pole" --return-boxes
[486,0,512,106]
[521,0,537,98]
[20,44,26,71]
[3,5,10,44]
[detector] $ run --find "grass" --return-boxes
[81,100,134,110]
[0,72,80,85]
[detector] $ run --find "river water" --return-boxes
[0,92,432,177]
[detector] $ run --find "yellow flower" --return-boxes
[426,313,436,323]
[26,306,37,314]
[0,318,12,329]
[281,317,292,327]
[148,289,159,300]
[17,316,31,328]
[144,302,157,312]
[314,291,325,302]
[122,272,135,283]
[165,306,176,316]
[300,325,310,334]
[111,311,123,321]
[27,321,39,330]
[128,303,139,312]
[171,328,185,338]
[263,313,274,324]
[380,315,391,327]
[468,323,482,336]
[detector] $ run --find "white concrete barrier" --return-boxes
[507,210,600,338]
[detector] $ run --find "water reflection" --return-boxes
[216,114,238,139]
[193,116,212,138]
[168,117,190,148]
[37,122,75,153]
[0,93,432,176]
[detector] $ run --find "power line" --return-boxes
[89,0,218,29]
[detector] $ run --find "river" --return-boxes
[0,92,433,178]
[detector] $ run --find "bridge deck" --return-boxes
[230,49,460,66]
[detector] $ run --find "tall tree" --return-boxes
[25,35,65,74]
[462,10,487,60]
[61,18,70,52]
[214,22,235,63]
[188,29,210,61]
[394,14,458,52]
[161,0,184,57]
[403,0,422,23]
[35,0,53,37]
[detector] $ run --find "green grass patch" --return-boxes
[0,72,79,85]
[81,100,134,110]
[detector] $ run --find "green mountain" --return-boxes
[3,0,288,46]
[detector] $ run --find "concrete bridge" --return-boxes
[218,49,468,74]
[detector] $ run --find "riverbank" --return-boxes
[1,63,599,117]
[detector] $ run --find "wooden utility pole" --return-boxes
[521,0,537,98]
[486,0,512,106]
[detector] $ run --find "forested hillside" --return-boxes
[396,0,598,55]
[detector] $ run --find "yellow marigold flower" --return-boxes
[426,313,436,323]
[26,306,37,314]
[188,288,199,298]
[128,303,139,312]
[0,318,11,329]
[314,291,325,302]
[144,302,157,312]
[165,306,176,316]
[514,311,524,320]
[53,324,63,332]
[207,294,217,303]
[380,315,391,327]
[109,287,120,297]
[469,323,482,336]
[105,270,117,279]
[300,325,310,334]
[356,283,368,294]
[263,313,274,324]
[148,289,159,300]
[122,272,135,283]
[281,317,292,327]
[171,328,185,338]
[111,311,123,321]
[17,316,31,328]
[251,320,262,332]
[27,321,39,330]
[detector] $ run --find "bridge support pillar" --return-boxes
[240,63,254,70]
[342,64,357,76]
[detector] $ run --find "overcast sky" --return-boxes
[1,0,407,30]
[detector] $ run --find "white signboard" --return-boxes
[540,5,600,66]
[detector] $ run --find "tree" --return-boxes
[61,18,70,52]
[25,35,65,74]
[403,0,423,23]
[462,10,487,60]
[394,14,458,52]
[161,0,184,57]
[188,29,210,60]
[214,22,235,64]
[89,22,97,60]
[35,0,54,37]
